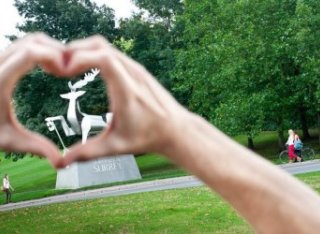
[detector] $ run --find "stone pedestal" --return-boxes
[56,154,141,189]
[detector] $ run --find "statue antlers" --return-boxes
[68,68,100,91]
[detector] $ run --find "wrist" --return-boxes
[158,111,212,163]
[155,109,197,157]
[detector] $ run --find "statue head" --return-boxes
[60,90,86,100]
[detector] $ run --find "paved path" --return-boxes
[1,159,320,212]
[280,159,320,174]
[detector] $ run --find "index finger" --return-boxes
[65,36,140,97]
[0,33,65,67]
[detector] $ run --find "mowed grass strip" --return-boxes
[0,153,187,203]
[0,187,253,234]
[0,172,319,233]
[296,171,320,192]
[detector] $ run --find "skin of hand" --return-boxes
[0,33,66,167]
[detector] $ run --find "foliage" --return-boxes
[14,0,117,41]
[215,93,265,148]
[113,37,134,54]
[3,152,27,162]
[119,0,185,92]
[173,0,320,147]
[119,14,176,89]
[293,0,320,122]
[132,0,184,29]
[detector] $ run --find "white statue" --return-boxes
[45,69,112,146]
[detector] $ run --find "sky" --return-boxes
[0,0,138,50]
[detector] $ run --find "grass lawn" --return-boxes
[0,171,319,233]
[0,130,319,203]
[0,152,187,203]
[0,187,252,233]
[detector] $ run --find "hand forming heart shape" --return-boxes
[0,33,189,168]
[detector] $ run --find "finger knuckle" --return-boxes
[0,135,13,152]
[101,50,112,61]
[21,43,35,58]
[31,32,48,42]
[92,35,108,47]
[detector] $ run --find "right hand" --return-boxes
[61,36,192,166]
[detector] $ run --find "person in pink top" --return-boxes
[286,129,302,163]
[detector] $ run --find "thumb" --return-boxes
[61,132,127,167]
[23,132,63,168]
[0,126,62,167]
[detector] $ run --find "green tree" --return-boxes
[14,0,117,41]
[215,94,265,149]
[173,0,316,149]
[172,0,220,110]
[132,0,184,29]
[293,0,320,143]
[119,1,184,92]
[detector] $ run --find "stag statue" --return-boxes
[45,69,112,145]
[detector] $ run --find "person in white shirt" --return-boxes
[2,174,13,204]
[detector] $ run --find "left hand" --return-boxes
[0,33,66,167]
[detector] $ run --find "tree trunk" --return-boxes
[318,112,320,145]
[299,107,310,139]
[248,136,254,150]
[277,127,286,151]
